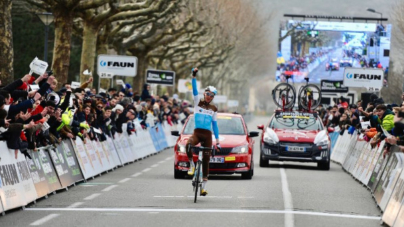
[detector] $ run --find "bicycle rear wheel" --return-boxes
[194,162,201,203]
[298,84,322,110]
[272,83,296,109]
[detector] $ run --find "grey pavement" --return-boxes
[0,116,381,227]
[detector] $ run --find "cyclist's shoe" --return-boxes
[187,167,195,176]
[200,189,208,196]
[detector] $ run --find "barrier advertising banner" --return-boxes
[382,155,404,226]
[62,140,85,182]
[379,152,404,211]
[38,149,62,192]
[53,142,84,187]
[156,123,169,150]
[120,133,135,162]
[391,175,404,227]
[94,141,115,171]
[26,151,51,198]
[72,139,97,179]
[0,148,37,211]
[106,137,124,166]
[98,141,118,169]
[149,126,161,151]
[111,134,129,164]
[373,153,399,210]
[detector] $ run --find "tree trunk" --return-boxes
[80,21,98,86]
[134,53,147,93]
[97,30,111,89]
[0,0,13,84]
[52,9,74,86]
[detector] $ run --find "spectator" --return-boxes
[141,83,152,101]
[338,96,349,109]
[349,104,360,128]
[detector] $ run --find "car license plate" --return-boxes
[287,146,305,152]
[210,157,224,163]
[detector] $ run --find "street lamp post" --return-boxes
[36,12,54,63]
[367,8,383,24]
[366,8,384,64]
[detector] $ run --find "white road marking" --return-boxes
[151,164,159,168]
[30,214,60,226]
[25,208,381,220]
[118,178,131,183]
[154,196,238,199]
[67,202,84,208]
[280,163,294,227]
[142,168,151,172]
[102,185,118,192]
[83,193,101,201]
[158,161,165,164]
[132,172,142,177]
[165,157,172,161]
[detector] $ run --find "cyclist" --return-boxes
[186,67,220,196]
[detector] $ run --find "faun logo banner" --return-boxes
[146,69,175,86]
[343,67,384,89]
[97,55,138,77]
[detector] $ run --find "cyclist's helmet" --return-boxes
[205,86,217,95]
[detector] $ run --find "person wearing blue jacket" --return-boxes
[185,67,221,196]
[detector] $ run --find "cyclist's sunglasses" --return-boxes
[205,92,215,97]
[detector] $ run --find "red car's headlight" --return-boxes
[177,144,186,153]
[231,145,249,154]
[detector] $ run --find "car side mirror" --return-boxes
[249,131,259,137]
[327,127,335,133]
[257,125,264,130]
[171,131,180,136]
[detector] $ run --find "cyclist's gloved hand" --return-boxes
[192,67,198,77]
[216,143,221,152]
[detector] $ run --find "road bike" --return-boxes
[272,75,296,110]
[190,145,215,203]
[297,77,322,111]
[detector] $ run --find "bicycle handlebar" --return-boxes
[189,145,216,157]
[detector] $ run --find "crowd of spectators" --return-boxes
[0,71,192,159]
[315,94,404,157]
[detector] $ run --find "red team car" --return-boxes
[258,111,332,170]
[172,112,259,179]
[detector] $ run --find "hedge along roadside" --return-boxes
[330,130,404,227]
[0,122,180,214]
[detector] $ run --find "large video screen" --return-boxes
[276,20,392,86]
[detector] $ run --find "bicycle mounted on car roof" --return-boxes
[272,76,322,112]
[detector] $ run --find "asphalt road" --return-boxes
[0,116,381,227]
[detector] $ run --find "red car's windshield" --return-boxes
[183,116,246,135]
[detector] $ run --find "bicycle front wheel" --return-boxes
[272,83,296,109]
[194,163,201,203]
[298,84,322,110]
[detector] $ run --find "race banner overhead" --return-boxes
[97,55,138,77]
[146,69,175,86]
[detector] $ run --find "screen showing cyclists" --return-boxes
[277,20,391,86]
